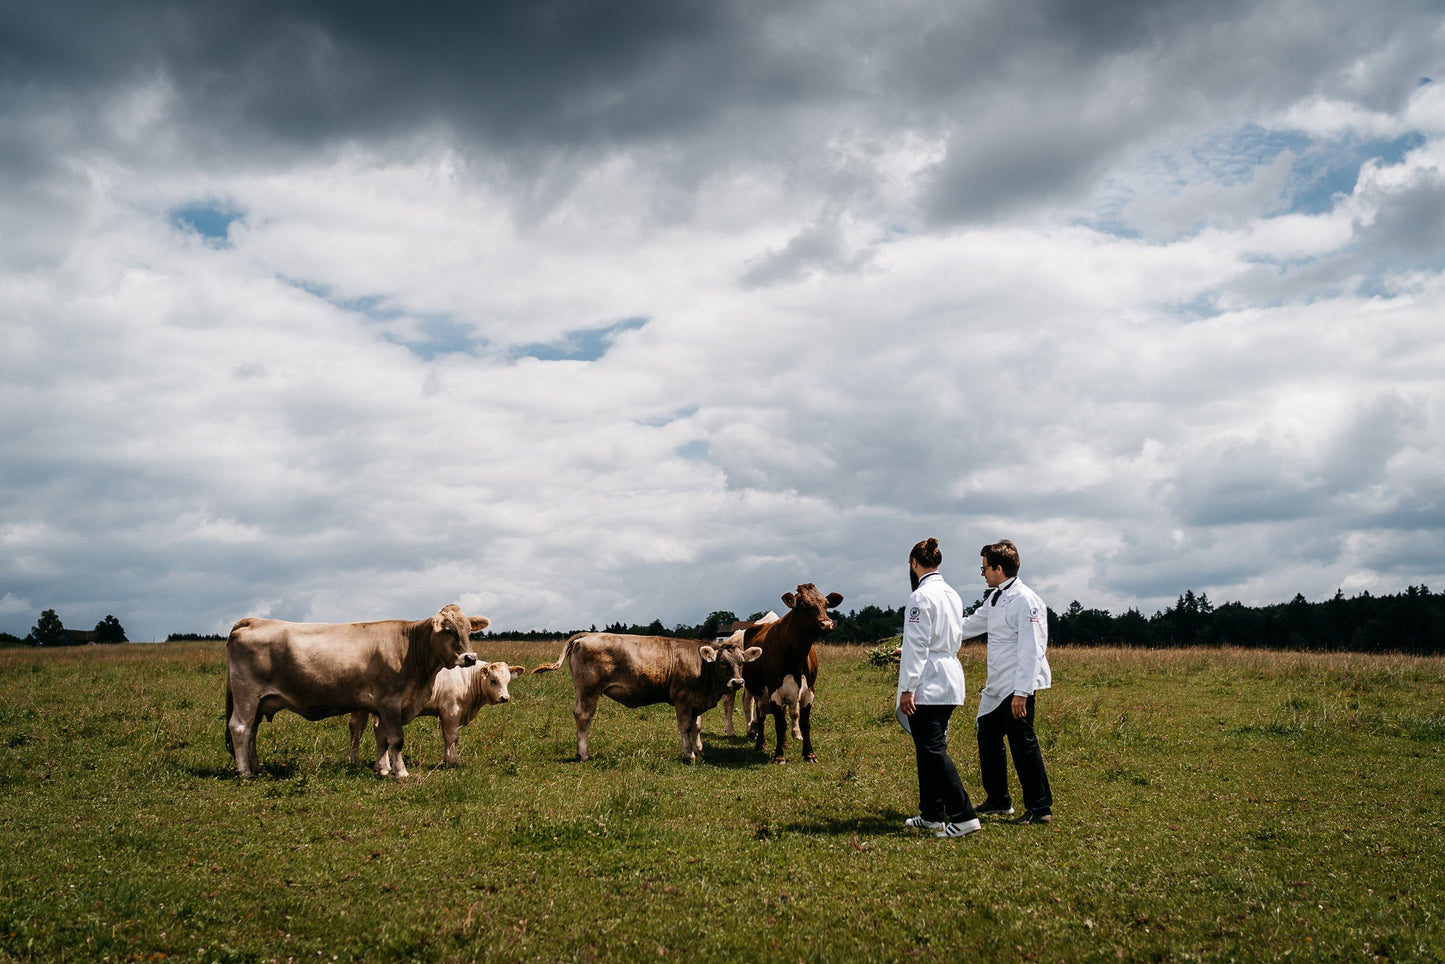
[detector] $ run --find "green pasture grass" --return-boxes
[1,642,1441,962]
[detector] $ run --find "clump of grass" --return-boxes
[865,636,901,667]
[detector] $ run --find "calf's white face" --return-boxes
[477,661,521,704]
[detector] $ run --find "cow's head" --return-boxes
[699,641,763,695]
[474,661,525,705]
[430,604,486,668]
[781,584,845,635]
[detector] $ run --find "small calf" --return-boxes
[349,660,525,767]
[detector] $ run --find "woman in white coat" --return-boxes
[897,538,982,838]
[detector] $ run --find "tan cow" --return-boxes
[717,614,785,739]
[348,661,526,767]
[740,584,844,763]
[533,634,762,762]
[224,604,488,779]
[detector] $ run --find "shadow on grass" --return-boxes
[774,811,911,837]
[184,759,382,781]
[696,741,771,769]
[185,763,239,780]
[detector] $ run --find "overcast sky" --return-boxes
[2,0,1443,641]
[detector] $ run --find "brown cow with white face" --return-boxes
[533,634,762,762]
[224,604,488,779]
[348,660,526,767]
[740,584,844,763]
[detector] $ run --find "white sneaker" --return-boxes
[935,818,982,838]
[904,816,945,830]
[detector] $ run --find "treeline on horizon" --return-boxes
[477,585,1445,657]
[2,586,1439,655]
[1050,585,1442,655]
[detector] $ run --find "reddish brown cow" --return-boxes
[740,584,844,763]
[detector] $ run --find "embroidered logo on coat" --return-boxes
[1029,607,1042,623]
[907,607,921,623]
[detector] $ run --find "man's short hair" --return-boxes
[981,540,1020,578]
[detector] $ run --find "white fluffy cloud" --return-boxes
[2,0,1443,640]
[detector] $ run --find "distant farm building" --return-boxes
[716,612,779,643]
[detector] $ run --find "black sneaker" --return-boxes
[976,800,1015,817]
[1012,810,1053,825]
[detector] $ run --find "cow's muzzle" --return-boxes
[459,652,479,667]
[728,677,745,691]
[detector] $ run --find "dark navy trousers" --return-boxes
[977,694,1053,813]
[909,704,977,824]
[976,693,1057,815]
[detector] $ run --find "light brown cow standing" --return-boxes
[224,604,488,779]
[533,634,762,762]
[740,584,844,763]
[348,661,526,767]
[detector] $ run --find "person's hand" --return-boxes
[1011,695,1027,719]
[900,691,916,716]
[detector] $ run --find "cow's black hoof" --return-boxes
[771,756,787,764]
[804,753,818,763]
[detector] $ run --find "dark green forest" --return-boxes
[5,586,1441,655]
[479,585,1445,656]
[1049,585,1443,655]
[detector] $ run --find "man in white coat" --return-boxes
[897,538,982,839]
[962,539,1055,825]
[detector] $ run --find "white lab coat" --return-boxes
[961,576,1052,719]
[896,572,968,732]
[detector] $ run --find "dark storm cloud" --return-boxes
[1,0,774,153]
[5,0,1436,217]
[739,219,873,288]
[922,112,1127,224]
[1360,169,1445,263]
[907,0,1436,224]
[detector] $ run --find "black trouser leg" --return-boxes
[909,704,976,823]
[980,695,1053,813]
[976,701,1013,807]
[1006,695,1052,813]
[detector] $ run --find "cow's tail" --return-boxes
[224,676,234,755]
[532,633,584,674]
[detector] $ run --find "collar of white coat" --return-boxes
[918,571,942,585]
[997,577,1017,594]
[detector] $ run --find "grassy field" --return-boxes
[0,640,1441,963]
